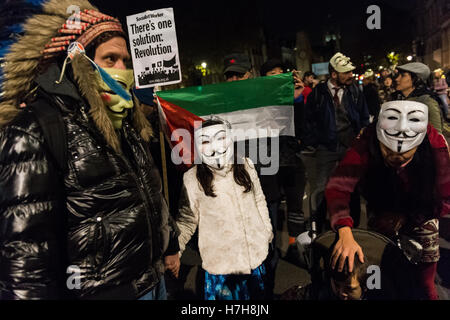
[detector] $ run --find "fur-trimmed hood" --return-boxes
[0,0,153,153]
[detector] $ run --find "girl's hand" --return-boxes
[164,253,181,278]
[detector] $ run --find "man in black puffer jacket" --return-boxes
[0,0,179,300]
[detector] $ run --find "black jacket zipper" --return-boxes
[78,104,158,275]
[121,123,161,260]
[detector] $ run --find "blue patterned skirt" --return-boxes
[204,264,267,300]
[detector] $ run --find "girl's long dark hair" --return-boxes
[195,119,253,197]
[196,162,253,197]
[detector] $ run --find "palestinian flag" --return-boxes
[155,72,295,166]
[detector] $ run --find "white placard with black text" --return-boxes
[126,8,181,88]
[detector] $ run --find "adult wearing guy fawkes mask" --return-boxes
[0,0,179,300]
[303,52,370,234]
[325,100,450,300]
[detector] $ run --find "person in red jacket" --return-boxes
[325,100,450,299]
[302,71,317,103]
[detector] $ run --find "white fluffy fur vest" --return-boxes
[177,158,273,275]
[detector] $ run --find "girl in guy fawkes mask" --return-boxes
[173,118,274,300]
[325,100,450,300]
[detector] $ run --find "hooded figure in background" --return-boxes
[0,0,179,300]
[325,100,450,300]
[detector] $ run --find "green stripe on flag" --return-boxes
[156,72,294,116]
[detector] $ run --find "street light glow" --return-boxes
[201,62,207,68]
[407,55,413,61]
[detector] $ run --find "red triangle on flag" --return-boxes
[156,96,204,169]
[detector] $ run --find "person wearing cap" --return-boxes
[362,69,381,121]
[223,53,253,82]
[0,0,179,299]
[433,68,448,121]
[326,100,450,299]
[258,59,307,266]
[391,62,443,133]
[303,52,369,233]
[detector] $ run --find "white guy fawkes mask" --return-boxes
[376,100,428,153]
[194,123,234,170]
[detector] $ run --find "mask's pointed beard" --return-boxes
[397,141,403,153]
[216,159,221,169]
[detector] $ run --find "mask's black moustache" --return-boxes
[205,149,227,157]
[385,131,419,138]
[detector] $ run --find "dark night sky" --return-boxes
[91,0,418,74]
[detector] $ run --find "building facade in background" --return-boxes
[413,0,450,70]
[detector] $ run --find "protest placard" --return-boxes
[126,8,181,88]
